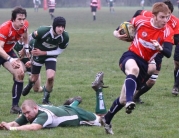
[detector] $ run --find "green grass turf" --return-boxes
[0,6,179,138]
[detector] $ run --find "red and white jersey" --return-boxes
[129,15,174,62]
[0,20,29,52]
[48,0,56,8]
[90,0,98,7]
[140,10,152,17]
[140,10,179,35]
[167,14,179,35]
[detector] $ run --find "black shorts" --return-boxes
[0,50,17,65]
[174,45,179,61]
[91,6,97,12]
[31,60,56,74]
[49,9,55,13]
[119,51,148,90]
[109,2,113,7]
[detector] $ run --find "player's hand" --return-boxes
[0,123,6,130]
[19,48,25,59]
[31,48,46,56]
[25,48,31,59]
[25,61,31,68]
[114,29,128,41]
[0,122,9,130]
[10,58,21,69]
[150,39,163,51]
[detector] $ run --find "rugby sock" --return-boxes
[12,80,23,105]
[43,86,51,103]
[70,100,79,107]
[174,69,179,87]
[174,69,177,83]
[134,83,152,99]
[125,74,137,102]
[104,97,124,124]
[93,15,96,21]
[95,88,107,115]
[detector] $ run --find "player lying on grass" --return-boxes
[0,72,108,131]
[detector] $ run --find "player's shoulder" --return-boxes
[170,14,179,22]
[62,30,69,38]
[36,26,51,35]
[141,10,152,17]
[132,15,150,24]
[0,20,11,29]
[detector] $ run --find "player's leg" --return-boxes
[42,60,56,104]
[102,54,139,134]
[3,51,25,114]
[63,96,82,107]
[92,72,108,116]
[172,45,179,96]
[70,106,101,126]
[133,63,157,103]
[22,64,41,96]
[133,54,162,103]
[33,75,43,92]
[101,85,125,135]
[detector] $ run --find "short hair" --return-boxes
[11,6,27,21]
[152,2,170,16]
[21,99,37,109]
[163,0,174,13]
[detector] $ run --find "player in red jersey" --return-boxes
[101,2,174,134]
[90,0,98,21]
[132,0,179,103]
[0,6,29,114]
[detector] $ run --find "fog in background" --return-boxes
[0,0,178,8]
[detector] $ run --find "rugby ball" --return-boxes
[119,21,135,41]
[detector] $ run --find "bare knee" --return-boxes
[47,76,54,84]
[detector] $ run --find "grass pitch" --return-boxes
[0,6,179,138]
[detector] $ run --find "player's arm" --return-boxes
[132,10,143,18]
[31,47,65,56]
[2,122,42,131]
[22,30,30,58]
[174,34,179,45]
[151,40,173,58]
[10,124,42,131]
[0,40,11,60]
[160,42,173,58]
[0,121,20,130]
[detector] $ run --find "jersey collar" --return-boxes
[50,27,62,39]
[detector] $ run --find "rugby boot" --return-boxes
[22,82,33,96]
[125,102,136,114]
[172,86,179,96]
[92,72,108,91]
[101,116,114,135]
[10,105,21,114]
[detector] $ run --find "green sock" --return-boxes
[95,88,107,114]
[70,100,79,107]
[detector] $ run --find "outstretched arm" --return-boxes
[1,122,42,131]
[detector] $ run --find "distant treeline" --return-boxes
[0,0,177,8]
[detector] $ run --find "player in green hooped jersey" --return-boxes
[0,72,109,132]
[13,36,43,92]
[22,16,69,104]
